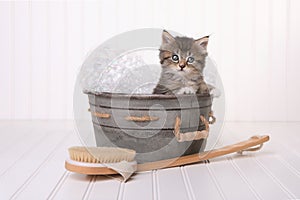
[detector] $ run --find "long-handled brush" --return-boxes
[65,135,269,177]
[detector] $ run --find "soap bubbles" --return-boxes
[81,49,161,94]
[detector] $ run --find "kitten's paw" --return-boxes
[177,87,196,94]
[197,82,210,95]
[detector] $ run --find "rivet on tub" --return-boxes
[208,111,216,124]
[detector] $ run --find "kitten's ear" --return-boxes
[195,35,209,50]
[162,30,175,44]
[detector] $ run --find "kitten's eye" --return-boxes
[171,55,179,62]
[187,57,194,63]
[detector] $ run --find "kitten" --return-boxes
[153,30,211,95]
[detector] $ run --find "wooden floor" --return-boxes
[0,120,300,200]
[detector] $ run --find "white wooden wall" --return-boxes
[0,0,300,121]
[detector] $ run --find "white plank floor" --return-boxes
[0,120,300,200]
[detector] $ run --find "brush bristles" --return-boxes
[68,146,136,163]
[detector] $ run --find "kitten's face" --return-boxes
[159,30,209,74]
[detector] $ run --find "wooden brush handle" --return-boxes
[137,135,269,172]
[65,135,270,175]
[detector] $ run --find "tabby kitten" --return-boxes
[153,30,210,95]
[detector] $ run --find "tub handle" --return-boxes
[125,115,159,122]
[88,109,111,119]
[173,115,209,142]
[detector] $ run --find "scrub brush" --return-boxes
[66,146,137,181]
[68,146,136,163]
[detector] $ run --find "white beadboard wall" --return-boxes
[0,0,300,121]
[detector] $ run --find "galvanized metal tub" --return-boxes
[86,92,213,163]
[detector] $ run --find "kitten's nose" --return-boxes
[179,61,186,69]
